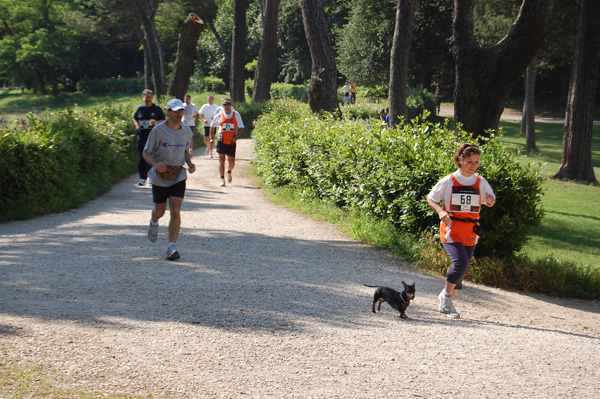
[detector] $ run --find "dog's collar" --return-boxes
[400,291,411,303]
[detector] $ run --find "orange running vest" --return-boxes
[218,111,238,145]
[440,173,482,245]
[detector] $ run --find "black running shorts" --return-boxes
[216,141,237,157]
[152,180,186,203]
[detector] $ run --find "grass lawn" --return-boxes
[498,120,600,268]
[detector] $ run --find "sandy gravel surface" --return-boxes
[1,138,599,398]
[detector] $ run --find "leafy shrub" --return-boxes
[0,107,137,221]
[360,85,389,98]
[246,79,308,102]
[189,75,226,92]
[341,103,380,120]
[229,101,267,136]
[270,82,308,101]
[406,87,436,119]
[252,99,544,260]
[76,77,145,94]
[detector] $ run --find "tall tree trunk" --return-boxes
[453,0,554,138]
[136,27,152,90]
[168,14,204,99]
[134,0,166,99]
[33,69,46,95]
[253,0,280,103]
[49,67,59,96]
[388,0,415,127]
[143,47,152,90]
[521,60,537,151]
[554,0,599,183]
[300,0,339,116]
[230,0,248,103]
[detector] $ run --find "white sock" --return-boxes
[150,219,158,226]
[442,289,452,298]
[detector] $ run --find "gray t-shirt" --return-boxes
[144,121,193,187]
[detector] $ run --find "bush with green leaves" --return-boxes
[0,107,137,221]
[359,85,389,98]
[189,75,226,93]
[245,80,309,102]
[252,99,544,260]
[229,101,266,136]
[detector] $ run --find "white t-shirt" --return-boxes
[199,103,219,127]
[183,102,199,127]
[210,110,245,136]
[427,170,496,212]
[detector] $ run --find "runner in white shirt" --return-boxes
[182,94,199,156]
[199,95,219,158]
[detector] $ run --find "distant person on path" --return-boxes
[379,107,389,126]
[20,82,25,93]
[343,92,350,105]
[435,86,443,114]
[426,143,496,319]
[210,98,244,187]
[199,95,219,158]
[133,89,165,186]
[183,94,199,156]
[342,81,350,94]
[350,81,357,105]
[143,98,196,261]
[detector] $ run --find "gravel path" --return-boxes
[1,138,599,398]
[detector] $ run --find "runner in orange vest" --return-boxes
[427,143,496,318]
[209,98,245,187]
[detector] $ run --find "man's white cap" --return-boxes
[167,98,185,111]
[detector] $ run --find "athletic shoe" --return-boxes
[209,152,213,158]
[227,171,232,183]
[220,178,226,187]
[148,220,158,243]
[206,148,210,156]
[438,291,460,319]
[138,179,146,186]
[166,243,180,260]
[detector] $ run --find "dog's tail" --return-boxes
[363,284,379,288]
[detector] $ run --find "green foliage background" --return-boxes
[252,99,544,260]
[0,107,136,221]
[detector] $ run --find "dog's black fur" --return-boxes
[364,281,415,319]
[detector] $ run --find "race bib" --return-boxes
[222,122,235,132]
[451,187,480,213]
[139,120,151,129]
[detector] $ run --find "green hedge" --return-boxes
[252,99,544,260]
[189,75,226,93]
[0,107,137,221]
[245,80,309,102]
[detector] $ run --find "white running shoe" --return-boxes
[138,179,146,186]
[148,220,158,243]
[220,178,226,187]
[227,171,232,183]
[438,291,460,318]
[166,243,180,260]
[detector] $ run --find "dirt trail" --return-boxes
[1,139,599,398]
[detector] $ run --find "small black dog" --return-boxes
[365,281,415,319]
